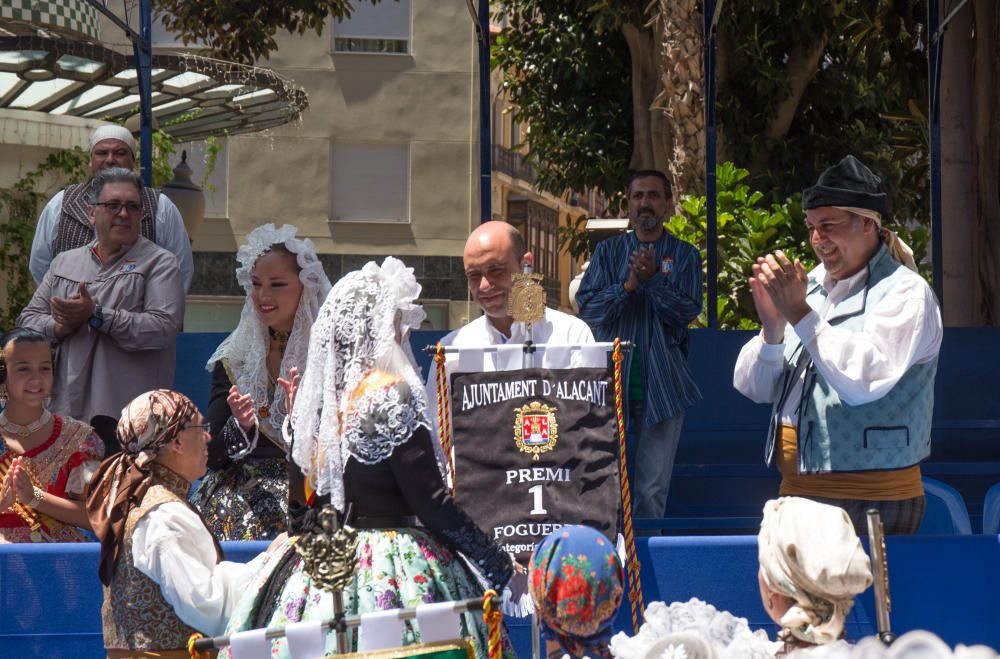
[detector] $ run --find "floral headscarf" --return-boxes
[86,390,197,585]
[530,525,624,658]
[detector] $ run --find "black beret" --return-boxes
[802,155,887,215]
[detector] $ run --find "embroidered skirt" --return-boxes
[190,457,288,541]
[221,528,513,658]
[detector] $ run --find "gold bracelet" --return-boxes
[27,485,45,508]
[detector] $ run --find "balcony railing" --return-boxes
[492,144,537,184]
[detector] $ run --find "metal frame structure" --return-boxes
[84,0,152,185]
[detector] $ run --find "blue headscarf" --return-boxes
[529,525,624,658]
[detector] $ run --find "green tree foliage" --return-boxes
[494,0,928,223]
[717,0,929,225]
[492,1,639,201]
[0,149,90,328]
[156,0,379,65]
[666,163,810,329]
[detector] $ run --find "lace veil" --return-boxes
[290,256,436,511]
[206,223,331,444]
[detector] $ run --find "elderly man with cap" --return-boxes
[86,389,271,656]
[18,168,185,454]
[733,155,943,535]
[29,124,193,291]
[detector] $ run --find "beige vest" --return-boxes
[101,466,200,651]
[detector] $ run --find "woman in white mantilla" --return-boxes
[221,257,514,658]
[191,224,330,540]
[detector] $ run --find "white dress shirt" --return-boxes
[733,262,942,425]
[132,501,268,636]
[424,308,602,451]
[30,189,194,292]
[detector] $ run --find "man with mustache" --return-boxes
[733,156,942,535]
[577,170,703,532]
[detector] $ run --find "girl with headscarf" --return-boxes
[86,389,271,657]
[0,328,103,542]
[757,497,873,655]
[191,223,331,540]
[529,525,624,659]
[609,497,872,658]
[221,257,514,658]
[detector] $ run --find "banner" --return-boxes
[450,367,619,562]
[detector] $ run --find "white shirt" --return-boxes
[424,308,602,445]
[132,501,267,637]
[30,189,194,292]
[733,262,942,424]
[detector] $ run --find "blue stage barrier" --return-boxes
[3,537,998,657]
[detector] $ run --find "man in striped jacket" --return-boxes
[577,170,703,530]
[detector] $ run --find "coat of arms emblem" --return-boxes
[513,401,558,460]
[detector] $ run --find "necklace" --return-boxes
[268,326,290,352]
[0,409,53,440]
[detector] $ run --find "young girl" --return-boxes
[0,328,103,542]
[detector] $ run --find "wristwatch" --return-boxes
[88,304,104,329]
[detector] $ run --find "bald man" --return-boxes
[425,222,596,433]
[445,220,593,354]
[29,125,193,291]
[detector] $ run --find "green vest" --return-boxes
[765,244,937,474]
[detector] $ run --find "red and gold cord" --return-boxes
[614,338,644,633]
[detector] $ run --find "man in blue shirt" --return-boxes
[577,170,703,528]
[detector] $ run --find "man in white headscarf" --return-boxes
[734,155,943,535]
[29,124,194,291]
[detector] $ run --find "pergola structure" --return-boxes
[0,1,307,184]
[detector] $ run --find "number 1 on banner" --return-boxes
[528,484,547,515]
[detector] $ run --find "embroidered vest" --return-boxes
[764,244,938,474]
[101,465,200,651]
[53,182,158,258]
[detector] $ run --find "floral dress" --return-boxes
[221,379,514,658]
[0,415,104,543]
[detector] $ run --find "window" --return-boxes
[332,0,411,54]
[330,143,409,223]
[168,138,228,218]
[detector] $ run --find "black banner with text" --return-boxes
[451,367,619,562]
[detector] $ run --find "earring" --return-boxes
[0,383,7,406]
[767,596,774,610]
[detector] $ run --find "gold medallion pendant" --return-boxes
[510,272,546,325]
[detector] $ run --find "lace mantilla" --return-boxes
[290,256,440,512]
[344,381,427,466]
[206,224,331,444]
[610,599,777,659]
